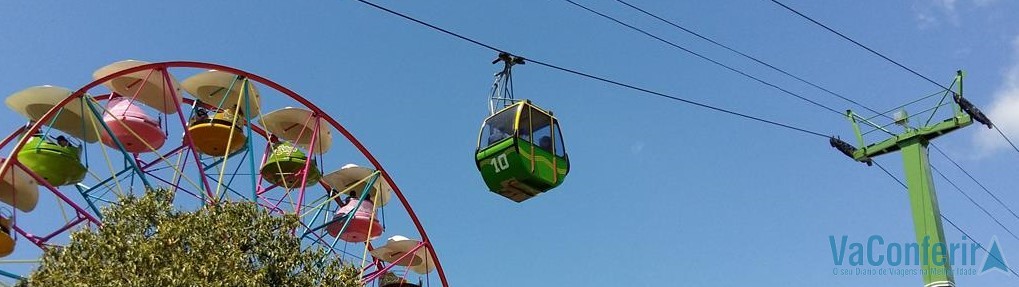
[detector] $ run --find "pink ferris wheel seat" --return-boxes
[99,97,166,153]
[327,198,384,242]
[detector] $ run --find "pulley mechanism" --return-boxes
[954,93,993,129]
[488,52,526,115]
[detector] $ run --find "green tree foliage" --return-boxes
[21,189,361,287]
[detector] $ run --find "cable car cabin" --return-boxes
[187,108,247,157]
[18,134,87,187]
[0,217,13,257]
[475,101,569,202]
[259,142,321,188]
[100,97,167,153]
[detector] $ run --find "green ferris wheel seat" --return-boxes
[18,134,87,187]
[259,142,321,188]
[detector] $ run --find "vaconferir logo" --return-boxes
[829,235,1009,277]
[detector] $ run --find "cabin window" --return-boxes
[480,108,516,148]
[531,114,553,152]
[517,107,532,143]
[518,105,553,147]
[553,120,566,158]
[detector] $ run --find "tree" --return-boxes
[21,189,361,287]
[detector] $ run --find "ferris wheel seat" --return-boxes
[327,199,383,242]
[370,235,435,274]
[5,85,102,143]
[259,142,321,187]
[261,107,333,154]
[0,217,13,257]
[18,135,86,187]
[187,110,247,157]
[182,70,263,116]
[100,98,166,153]
[93,60,183,114]
[321,164,393,206]
[0,159,39,213]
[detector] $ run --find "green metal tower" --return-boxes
[831,71,993,287]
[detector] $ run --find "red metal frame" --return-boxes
[0,61,449,286]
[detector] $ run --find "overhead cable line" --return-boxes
[930,144,1019,222]
[753,0,1019,243]
[576,0,1019,274]
[353,0,830,139]
[995,127,1019,155]
[613,0,888,118]
[767,0,1019,156]
[873,161,1019,278]
[562,0,844,117]
[606,0,1019,272]
[766,0,947,91]
[526,58,829,138]
[355,1,1019,280]
[577,1,1019,233]
[357,0,1016,225]
[931,165,1019,241]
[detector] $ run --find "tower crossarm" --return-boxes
[851,112,972,162]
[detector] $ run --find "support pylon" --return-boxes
[831,71,993,287]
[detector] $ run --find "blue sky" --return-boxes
[2,0,1019,286]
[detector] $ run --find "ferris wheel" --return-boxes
[0,60,448,287]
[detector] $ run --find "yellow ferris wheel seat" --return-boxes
[0,217,13,257]
[187,109,247,157]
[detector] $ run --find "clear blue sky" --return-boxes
[2,0,1019,286]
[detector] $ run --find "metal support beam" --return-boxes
[836,71,978,287]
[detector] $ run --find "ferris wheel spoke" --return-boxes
[72,185,103,218]
[302,212,343,239]
[201,146,251,201]
[11,161,99,226]
[213,148,251,200]
[297,196,338,234]
[10,226,39,249]
[142,170,204,202]
[163,70,213,199]
[97,128,212,196]
[203,172,249,202]
[239,81,260,201]
[81,194,117,206]
[299,192,342,219]
[290,116,322,215]
[286,188,299,213]
[169,146,190,196]
[256,195,287,215]
[210,79,256,200]
[34,216,86,244]
[361,241,425,282]
[79,167,128,198]
[293,216,368,261]
[300,225,363,260]
[79,113,129,198]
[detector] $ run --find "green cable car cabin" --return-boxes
[476,100,568,202]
